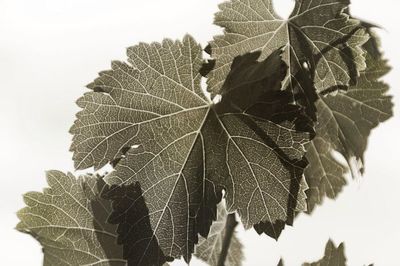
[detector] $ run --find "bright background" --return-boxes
[1,0,399,265]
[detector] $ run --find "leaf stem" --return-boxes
[217,213,238,266]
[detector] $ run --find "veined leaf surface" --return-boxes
[194,204,243,266]
[304,34,393,212]
[208,0,368,98]
[279,239,349,266]
[16,171,126,266]
[303,239,346,266]
[71,35,313,262]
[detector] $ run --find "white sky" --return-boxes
[0,0,399,265]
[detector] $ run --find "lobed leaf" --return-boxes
[16,171,126,266]
[71,35,314,262]
[304,33,393,212]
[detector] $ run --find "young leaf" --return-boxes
[16,171,126,266]
[71,35,313,261]
[304,34,393,212]
[207,0,368,97]
[279,239,349,266]
[302,239,346,266]
[194,204,243,266]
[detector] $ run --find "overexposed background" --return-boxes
[1,0,399,265]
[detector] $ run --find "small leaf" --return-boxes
[194,204,243,266]
[16,171,126,266]
[304,136,347,212]
[302,239,346,266]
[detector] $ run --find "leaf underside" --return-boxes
[70,35,313,262]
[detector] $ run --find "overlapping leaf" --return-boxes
[207,0,368,99]
[304,34,393,212]
[194,204,243,266]
[101,182,171,266]
[253,176,308,239]
[70,35,313,262]
[16,171,126,266]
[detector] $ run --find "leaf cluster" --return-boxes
[17,0,393,265]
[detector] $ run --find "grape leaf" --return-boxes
[207,0,368,97]
[304,33,393,212]
[70,35,313,262]
[16,171,126,266]
[194,204,243,266]
[303,239,346,266]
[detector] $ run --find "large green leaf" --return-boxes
[16,171,126,266]
[194,204,243,266]
[207,0,368,97]
[304,34,393,212]
[70,35,313,262]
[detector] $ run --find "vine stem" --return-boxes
[217,213,238,266]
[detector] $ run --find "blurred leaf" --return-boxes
[303,240,346,266]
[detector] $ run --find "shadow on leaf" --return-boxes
[217,50,315,239]
[100,182,171,266]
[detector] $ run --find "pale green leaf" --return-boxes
[17,171,126,266]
